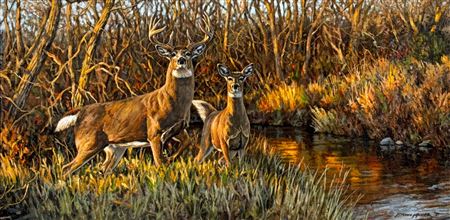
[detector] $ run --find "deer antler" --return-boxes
[186,29,192,45]
[168,31,175,46]
[188,13,214,49]
[148,17,172,49]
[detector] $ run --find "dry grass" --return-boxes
[0,137,357,219]
[0,1,447,218]
[1,0,449,154]
[257,83,309,126]
[260,57,449,147]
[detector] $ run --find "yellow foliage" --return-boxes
[258,83,308,113]
[357,85,376,116]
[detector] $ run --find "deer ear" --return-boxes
[242,63,254,77]
[217,64,230,77]
[155,45,173,59]
[191,44,206,59]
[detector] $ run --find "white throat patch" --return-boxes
[172,69,193,78]
[228,91,242,98]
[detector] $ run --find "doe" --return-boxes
[192,63,254,167]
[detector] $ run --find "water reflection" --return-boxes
[254,126,450,218]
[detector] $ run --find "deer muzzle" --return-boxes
[229,84,242,98]
[177,57,186,65]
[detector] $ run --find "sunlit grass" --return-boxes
[256,57,449,147]
[258,83,309,113]
[256,83,310,126]
[0,137,357,219]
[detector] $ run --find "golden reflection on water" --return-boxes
[263,132,447,204]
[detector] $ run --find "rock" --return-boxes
[380,137,395,151]
[7,207,21,215]
[418,140,433,148]
[419,147,430,153]
[407,142,416,149]
[380,137,394,146]
[380,145,388,151]
[395,141,404,150]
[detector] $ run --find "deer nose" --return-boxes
[178,57,186,65]
[232,84,239,90]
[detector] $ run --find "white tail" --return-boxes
[55,114,78,132]
[59,18,213,177]
[192,100,217,121]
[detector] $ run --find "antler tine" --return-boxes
[188,13,214,49]
[201,13,212,33]
[148,16,169,47]
[186,29,192,45]
[168,31,174,46]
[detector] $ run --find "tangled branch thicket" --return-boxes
[1,0,449,160]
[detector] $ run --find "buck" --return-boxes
[55,17,212,177]
[192,63,254,167]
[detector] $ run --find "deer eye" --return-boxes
[227,77,233,81]
[239,76,245,81]
[171,52,177,57]
[185,52,191,57]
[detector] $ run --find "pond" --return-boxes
[255,126,450,219]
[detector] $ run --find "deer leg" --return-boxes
[101,145,114,171]
[63,147,102,178]
[218,151,236,166]
[220,141,231,167]
[160,120,184,144]
[167,129,191,162]
[149,137,163,167]
[227,150,245,165]
[194,135,214,163]
[229,151,238,160]
[197,145,214,163]
[103,145,126,175]
[63,132,108,178]
[237,149,246,162]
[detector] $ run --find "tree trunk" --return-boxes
[65,3,77,107]
[73,0,115,107]
[3,0,11,67]
[223,0,232,53]
[265,0,284,81]
[9,0,61,119]
[15,0,24,58]
[299,0,306,50]
[302,0,328,81]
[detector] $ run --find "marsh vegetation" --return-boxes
[0,0,449,218]
[1,137,358,219]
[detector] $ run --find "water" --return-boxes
[255,126,450,219]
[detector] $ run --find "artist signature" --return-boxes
[395,212,436,218]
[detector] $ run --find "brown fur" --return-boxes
[59,44,209,177]
[193,64,254,167]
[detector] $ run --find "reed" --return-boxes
[258,58,449,147]
[0,137,357,219]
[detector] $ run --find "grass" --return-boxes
[257,83,310,126]
[2,0,449,161]
[257,57,449,148]
[0,137,358,219]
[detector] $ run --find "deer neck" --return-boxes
[226,95,246,117]
[162,67,195,100]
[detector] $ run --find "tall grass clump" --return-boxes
[310,58,449,147]
[1,137,357,219]
[257,83,310,126]
[257,57,449,147]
